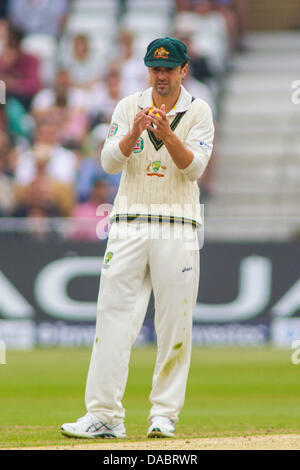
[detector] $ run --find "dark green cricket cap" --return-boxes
[144,37,190,68]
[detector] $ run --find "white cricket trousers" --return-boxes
[85,221,200,424]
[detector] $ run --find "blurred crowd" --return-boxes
[0,0,247,240]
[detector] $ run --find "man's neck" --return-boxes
[152,87,181,113]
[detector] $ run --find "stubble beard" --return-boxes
[154,77,182,97]
[155,80,171,96]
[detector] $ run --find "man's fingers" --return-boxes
[161,104,166,112]
[151,107,167,119]
[135,113,150,125]
[134,106,158,133]
[135,113,144,123]
[135,110,146,120]
[149,114,162,126]
[146,123,158,134]
[133,113,151,134]
[135,107,151,120]
[141,115,151,126]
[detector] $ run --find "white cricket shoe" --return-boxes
[61,413,126,439]
[147,416,175,438]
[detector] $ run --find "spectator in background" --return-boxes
[31,68,89,119]
[31,68,90,147]
[0,27,42,110]
[194,0,230,71]
[179,0,247,52]
[216,0,248,51]
[55,97,89,150]
[0,117,19,177]
[76,123,121,203]
[0,96,34,143]
[193,0,212,14]
[117,29,148,96]
[13,156,62,239]
[89,63,122,125]
[234,0,248,50]
[175,0,193,11]
[0,131,16,216]
[175,31,218,199]
[176,32,217,85]
[15,119,78,186]
[8,0,68,38]
[176,0,247,52]
[210,0,241,51]
[14,143,74,217]
[182,64,217,200]
[181,63,216,115]
[71,174,111,241]
[61,34,101,89]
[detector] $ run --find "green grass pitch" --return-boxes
[0,346,299,448]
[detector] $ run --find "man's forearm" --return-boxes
[119,106,152,157]
[119,130,140,157]
[163,131,194,169]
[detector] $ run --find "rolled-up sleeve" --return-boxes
[100,98,130,174]
[180,102,215,181]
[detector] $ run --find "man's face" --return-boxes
[36,122,59,145]
[55,70,70,93]
[148,64,188,96]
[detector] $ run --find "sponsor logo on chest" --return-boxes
[146,160,167,177]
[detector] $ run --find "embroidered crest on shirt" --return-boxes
[146,161,167,177]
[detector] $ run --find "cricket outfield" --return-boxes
[0,347,299,449]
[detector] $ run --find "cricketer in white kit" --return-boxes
[61,37,214,440]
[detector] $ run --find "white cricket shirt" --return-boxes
[101,85,214,228]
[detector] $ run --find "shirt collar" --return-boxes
[138,85,193,116]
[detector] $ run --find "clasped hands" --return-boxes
[133,105,173,141]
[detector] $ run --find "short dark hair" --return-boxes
[181,60,188,69]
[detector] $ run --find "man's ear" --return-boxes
[180,64,188,82]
